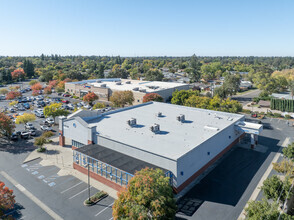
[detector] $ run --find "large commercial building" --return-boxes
[65,78,189,105]
[59,102,262,192]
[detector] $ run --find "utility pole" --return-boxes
[87,159,91,202]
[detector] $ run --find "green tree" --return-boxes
[144,68,164,81]
[171,90,200,106]
[44,103,69,122]
[112,168,177,219]
[245,199,293,220]
[92,102,106,110]
[188,54,202,82]
[261,175,291,202]
[282,143,294,161]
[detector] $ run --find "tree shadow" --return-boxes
[45,149,60,155]
[0,138,36,154]
[176,136,280,217]
[3,203,25,219]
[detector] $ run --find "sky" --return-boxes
[0,0,294,56]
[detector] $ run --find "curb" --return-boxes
[23,156,41,164]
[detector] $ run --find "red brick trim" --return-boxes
[59,130,65,147]
[88,140,93,145]
[72,146,78,150]
[73,163,123,191]
[175,133,245,193]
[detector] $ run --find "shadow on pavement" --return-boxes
[0,138,36,154]
[4,203,25,219]
[176,136,280,217]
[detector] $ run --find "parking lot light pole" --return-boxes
[87,159,90,202]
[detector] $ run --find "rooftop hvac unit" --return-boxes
[127,118,137,126]
[100,84,106,87]
[157,112,162,117]
[177,114,185,122]
[125,81,131,84]
[139,89,147,92]
[150,124,160,133]
[133,87,139,91]
[116,82,122,85]
[96,80,102,83]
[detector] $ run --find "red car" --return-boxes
[63,94,71,97]
[62,100,69,104]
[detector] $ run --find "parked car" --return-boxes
[10,132,19,141]
[23,103,30,109]
[9,108,15,113]
[25,123,35,130]
[28,129,36,136]
[18,106,25,111]
[62,93,71,97]
[40,125,52,131]
[35,112,45,118]
[20,131,29,139]
[45,118,54,125]
[62,100,69,104]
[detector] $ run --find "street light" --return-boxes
[84,158,91,202]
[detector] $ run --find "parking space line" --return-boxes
[0,171,63,220]
[68,187,92,199]
[61,181,83,193]
[95,202,114,217]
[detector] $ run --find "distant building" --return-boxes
[272,92,293,100]
[59,102,262,192]
[65,78,189,105]
[239,80,253,91]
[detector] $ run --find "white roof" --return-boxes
[88,79,187,93]
[86,102,244,160]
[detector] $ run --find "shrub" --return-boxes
[273,113,282,118]
[285,114,291,120]
[37,147,46,152]
[92,102,106,110]
[42,131,54,138]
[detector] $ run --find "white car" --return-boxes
[45,118,54,125]
[40,125,52,131]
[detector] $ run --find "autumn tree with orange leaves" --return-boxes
[0,112,15,138]
[0,181,15,218]
[112,168,176,220]
[143,93,164,103]
[5,91,22,100]
[83,92,98,105]
[11,68,26,80]
[31,82,42,91]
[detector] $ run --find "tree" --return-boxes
[222,73,241,96]
[0,181,15,218]
[83,92,98,105]
[143,93,164,103]
[15,113,36,124]
[144,68,164,81]
[189,54,202,82]
[32,90,39,96]
[34,136,47,150]
[44,86,52,94]
[112,168,177,219]
[282,142,294,161]
[171,90,200,106]
[11,68,26,80]
[31,82,42,91]
[44,103,69,121]
[0,89,8,95]
[110,91,134,107]
[92,102,106,110]
[23,59,35,78]
[261,175,291,202]
[48,80,58,88]
[6,91,21,100]
[29,80,38,86]
[9,101,18,106]
[0,113,14,138]
[245,199,288,220]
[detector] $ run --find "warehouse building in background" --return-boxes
[65,78,189,105]
[59,102,262,192]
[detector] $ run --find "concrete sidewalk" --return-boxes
[23,137,118,199]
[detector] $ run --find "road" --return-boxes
[231,89,261,106]
[176,115,293,220]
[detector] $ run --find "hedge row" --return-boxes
[270,98,294,112]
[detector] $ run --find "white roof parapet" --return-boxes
[235,121,263,135]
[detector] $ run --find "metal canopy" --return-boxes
[235,121,263,135]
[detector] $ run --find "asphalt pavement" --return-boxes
[176,115,293,220]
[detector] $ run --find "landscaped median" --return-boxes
[84,191,108,206]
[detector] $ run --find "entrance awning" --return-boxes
[235,121,263,135]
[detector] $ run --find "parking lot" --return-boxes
[1,158,114,219]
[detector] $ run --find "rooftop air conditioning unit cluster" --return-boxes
[125,81,131,84]
[133,87,139,91]
[150,124,160,133]
[116,82,122,85]
[177,114,185,122]
[139,89,146,92]
[127,118,137,126]
[100,84,106,87]
[157,112,162,117]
